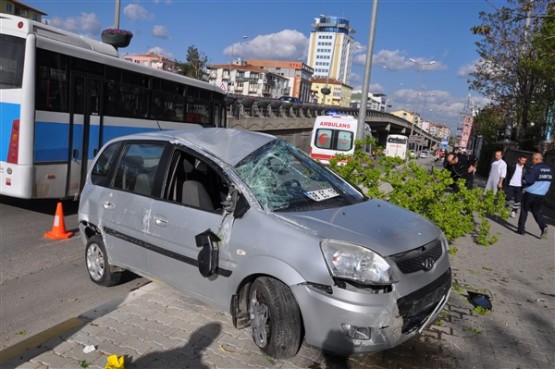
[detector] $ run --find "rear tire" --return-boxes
[248,277,302,359]
[85,235,122,287]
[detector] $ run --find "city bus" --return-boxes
[0,14,226,199]
[309,115,371,164]
[384,134,408,160]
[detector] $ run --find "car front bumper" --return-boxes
[291,268,451,356]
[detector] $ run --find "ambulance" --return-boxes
[309,115,371,164]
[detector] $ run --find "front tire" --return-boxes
[249,277,302,359]
[85,235,122,287]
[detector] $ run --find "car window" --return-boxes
[112,142,165,196]
[234,140,364,212]
[162,149,229,212]
[91,142,120,186]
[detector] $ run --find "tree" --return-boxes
[329,138,508,245]
[469,0,552,144]
[177,45,208,80]
[473,104,505,143]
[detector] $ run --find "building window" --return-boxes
[6,3,13,12]
[33,14,38,21]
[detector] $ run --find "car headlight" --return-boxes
[321,240,395,286]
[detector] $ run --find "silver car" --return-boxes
[79,128,451,358]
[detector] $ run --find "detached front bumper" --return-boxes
[291,268,451,356]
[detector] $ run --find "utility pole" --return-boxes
[357,0,379,140]
[114,0,121,29]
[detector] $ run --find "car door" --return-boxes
[99,141,166,276]
[146,147,233,307]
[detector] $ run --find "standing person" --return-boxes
[484,150,507,195]
[505,154,528,217]
[517,153,553,238]
[445,152,477,191]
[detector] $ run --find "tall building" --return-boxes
[245,59,314,102]
[307,15,356,85]
[0,0,46,22]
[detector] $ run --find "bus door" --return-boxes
[67,73,102,198]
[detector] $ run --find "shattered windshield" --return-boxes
[234,140,365,212]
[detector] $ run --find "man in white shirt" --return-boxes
[505,155,528,217]
[484,150,507,195]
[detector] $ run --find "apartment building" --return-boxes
[245,59,313,102]
[311,78,352,107]
[123,53,177,73]
[0,0,46,22]
[208,63,289,98]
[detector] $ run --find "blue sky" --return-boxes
[26,0,507,130]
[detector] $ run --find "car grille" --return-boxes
[390,239,443,274]
[397,268,451,334]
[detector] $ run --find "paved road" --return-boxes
[0,197,148,351]
[1,188,554,368]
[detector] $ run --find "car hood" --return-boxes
[276,199,441,257]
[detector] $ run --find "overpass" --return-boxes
[224,95,441,152]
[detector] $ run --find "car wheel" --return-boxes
[248,277,302,359]
[85,235,122,287]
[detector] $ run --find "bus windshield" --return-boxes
[0,35,25,89]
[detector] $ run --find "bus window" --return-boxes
[0,35,25,88]
[36,49,69,112]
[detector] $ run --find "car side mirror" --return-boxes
[195,229,220,277]
[223,186,249,218]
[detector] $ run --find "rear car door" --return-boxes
[98,141,167,276]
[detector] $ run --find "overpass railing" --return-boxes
[224,94,441,145]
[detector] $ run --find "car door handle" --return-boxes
[154,216,168,227]
[103,201,114,209]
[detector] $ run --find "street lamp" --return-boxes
[231,35,248,63]
[407,58,437,153]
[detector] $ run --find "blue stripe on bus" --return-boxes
[34,122,70,162]
[34,121,158,162]
[0,102,21,162]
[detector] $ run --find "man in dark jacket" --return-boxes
[517,153,553,238]
[505,154,528,217]
[445,152,477,191]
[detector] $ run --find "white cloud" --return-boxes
[124,4,152,21]
[458,60,478,77]
[388,88,477,128]
[224,29,308,60]
[147,46,173,59]
[362,49,446,71]
[49,12,101,36]
[152,25,169,39]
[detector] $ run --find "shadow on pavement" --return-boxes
[127,323,221,369]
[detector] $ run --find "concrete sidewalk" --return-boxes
[1,208,554,369]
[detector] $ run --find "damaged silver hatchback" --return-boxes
[79,128,451,359]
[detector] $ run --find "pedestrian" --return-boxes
[484,150,507,195]
[517,152,553,238]
[445,152,477,191]
[505,154,528,218]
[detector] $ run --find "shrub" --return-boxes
[328,137,508,245]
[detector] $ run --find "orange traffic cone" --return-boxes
[44,202,74,239]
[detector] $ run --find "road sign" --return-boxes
[408,135,425,145]
[441,138,448,149]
